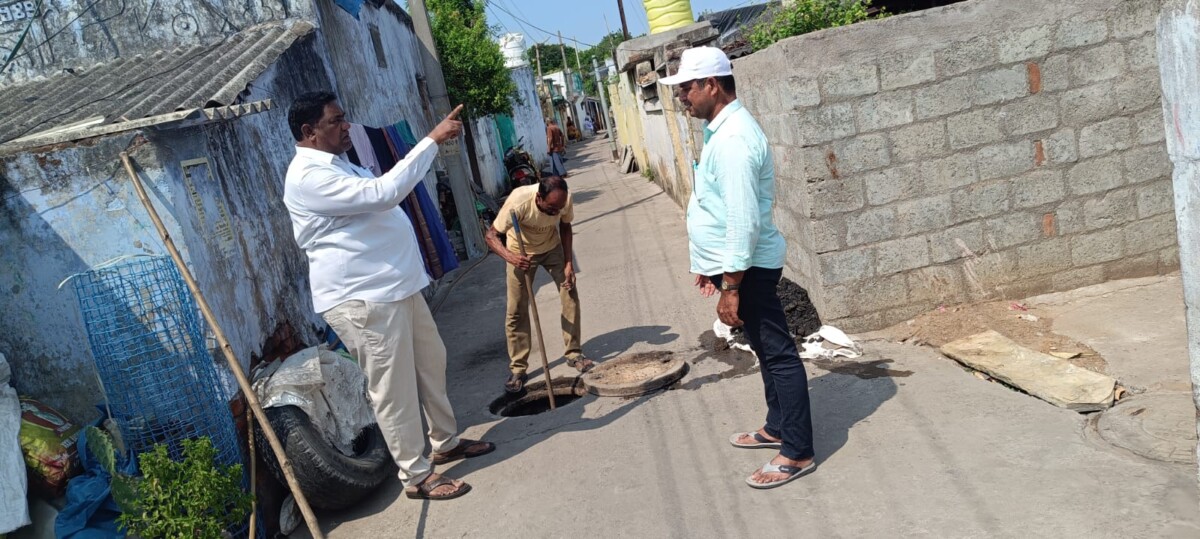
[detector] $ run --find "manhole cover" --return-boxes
[1096,392,1197,464]
[581,351,687,397]
[489,377,587,417]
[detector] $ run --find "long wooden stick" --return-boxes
[510,211,556,409]
[247,405,257,539]
[119,153,325,539]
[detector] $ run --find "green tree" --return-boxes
[580,31,625,97]
[524,42,578,76]
[429,0,517,116]
[748,0,885,52]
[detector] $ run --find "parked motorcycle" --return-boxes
[504,137,539,191]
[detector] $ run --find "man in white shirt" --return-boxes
[283,91,493,501]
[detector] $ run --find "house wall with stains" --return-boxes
[0,0,317,84]
[0,135,195,422]
[509,66,550,170]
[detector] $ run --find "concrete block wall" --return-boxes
[732,0,1175,332]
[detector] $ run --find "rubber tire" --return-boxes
[254,406,395,511]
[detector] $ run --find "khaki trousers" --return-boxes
[323,295,459,488]
[506,245,582,374]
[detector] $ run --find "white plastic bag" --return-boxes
[252,347,375,454]
[1,352,31,533]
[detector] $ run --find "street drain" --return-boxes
[489,378,587,417]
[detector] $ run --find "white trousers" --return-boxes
[323,294,460,487]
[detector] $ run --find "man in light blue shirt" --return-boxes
[662,47,816,490]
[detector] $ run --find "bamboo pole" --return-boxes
[119,152,324,539]
[247,406,257,539]
[510,211,556,409]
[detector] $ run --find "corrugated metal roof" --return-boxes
[0,20,315,146]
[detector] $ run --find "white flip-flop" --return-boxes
[728,431,782,449]
[746,461,817,489]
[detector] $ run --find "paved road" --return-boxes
[303,138,1200,539]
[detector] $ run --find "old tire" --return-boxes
[255,406,395,511]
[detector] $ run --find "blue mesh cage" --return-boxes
[71,256,261,536]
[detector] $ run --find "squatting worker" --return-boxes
[546,119,568,178]
[485,176,593,394]
[283,92,494,501]
[661,47,817,489]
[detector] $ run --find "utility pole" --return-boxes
[616,0,631,40]
[574,37,583,80]
[535,43,547,96]
[604,14,620,71]
[558,31,575,125]
[593,57,616,158]
[408,0,485,258]
[535,41,552,124]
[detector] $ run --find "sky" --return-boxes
[483,0,760,50]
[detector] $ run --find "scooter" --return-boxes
[504,137,539,191]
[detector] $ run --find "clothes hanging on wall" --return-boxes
[346,122,460,280]
[348,124,380,176]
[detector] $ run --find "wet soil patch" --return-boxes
[780,278,822,338]
[489,377,587,417]
[674,330,759,390]
[810,358,913,379]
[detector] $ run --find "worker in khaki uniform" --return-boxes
[486,176,593,393]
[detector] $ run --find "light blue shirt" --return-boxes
[687,99,787,276]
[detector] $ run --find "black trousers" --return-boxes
[714,267,815,461]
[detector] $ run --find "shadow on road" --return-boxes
[583,324,679,360]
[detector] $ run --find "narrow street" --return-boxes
[306,138,1200,538]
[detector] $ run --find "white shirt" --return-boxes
[283,139,439,313]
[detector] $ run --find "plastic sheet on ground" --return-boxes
[1,352,31,533]
[55,415,133,539]
[252,347,375,454]
[713,321,862,361]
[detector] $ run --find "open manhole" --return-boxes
[582,351,688,397]
[489,377,587,417]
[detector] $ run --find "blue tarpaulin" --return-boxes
[56,415,134,539]
[334,0,366,18]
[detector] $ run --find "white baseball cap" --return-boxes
[659,46,733,85]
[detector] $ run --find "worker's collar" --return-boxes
[704,99,743,136]
[294,145,338,164]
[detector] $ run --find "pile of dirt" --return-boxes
[880,300,1108,374]
[779,278,822,337]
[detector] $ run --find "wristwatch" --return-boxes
[720,281,739,292]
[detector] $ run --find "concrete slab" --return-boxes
[1030,275,1192,393]
[297,139,1200,538]
[941,330,1117,412]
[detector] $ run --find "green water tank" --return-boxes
[643,0,695,34]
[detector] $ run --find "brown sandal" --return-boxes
[405,475,472,500]
[505,373,527,394]
[567,357,595,372]
[432,439,496,465]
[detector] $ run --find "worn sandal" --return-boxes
[432,439,496,465]
[745,461,816,490]
[405,475,472,500]
[729,431,783,449]
[566,356,595,372]
[505,373,527,394]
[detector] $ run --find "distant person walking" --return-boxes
[662,47,817,489]
[546,119,568,178]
